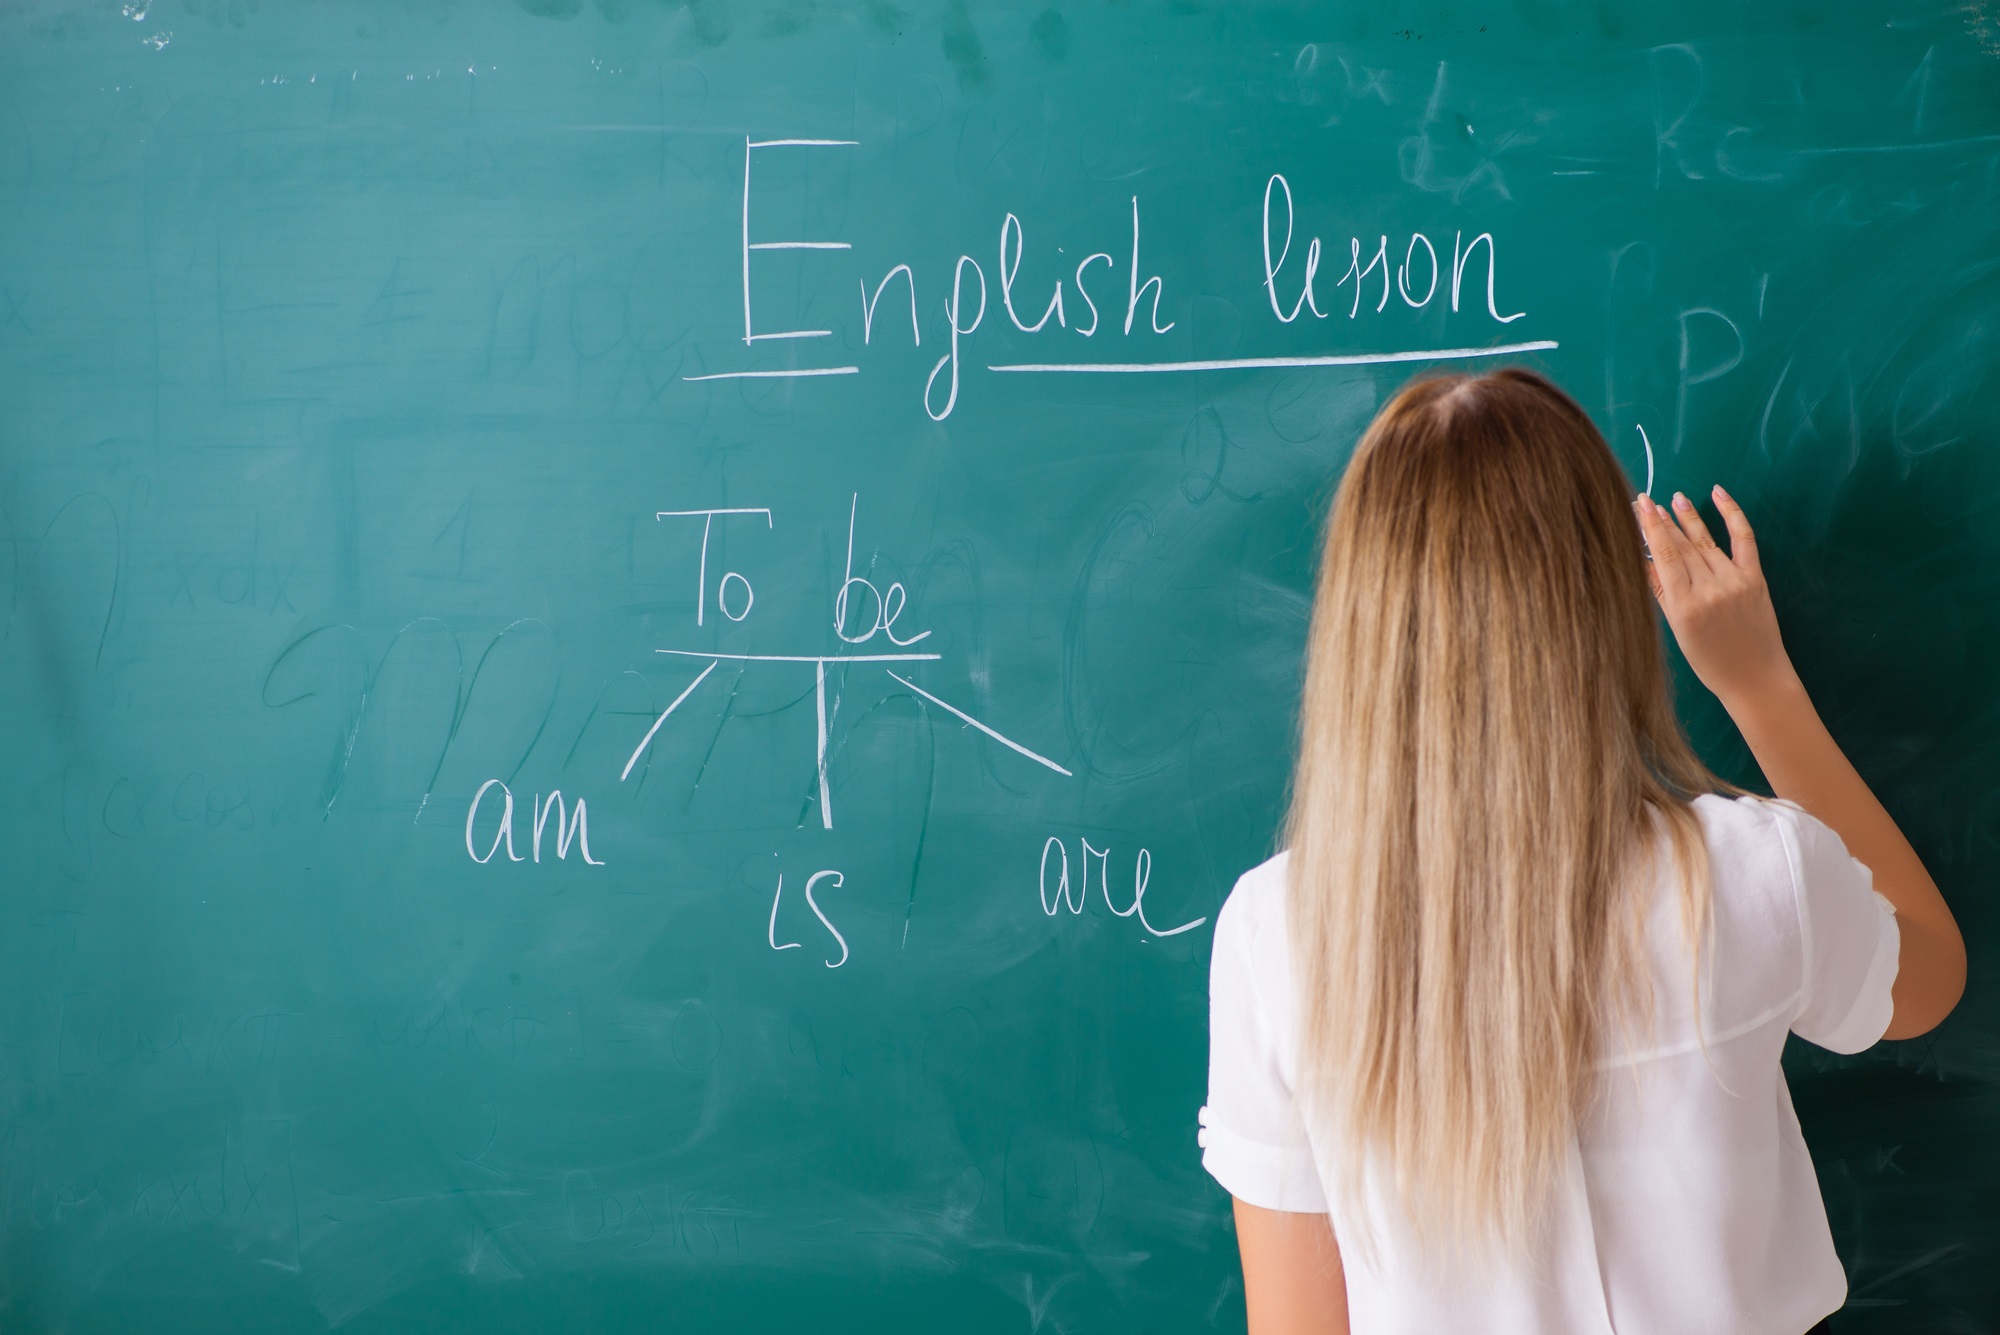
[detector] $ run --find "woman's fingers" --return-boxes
[1667,492,1732,574]
[1636,496,1692,597]
[1712,485,1762,575]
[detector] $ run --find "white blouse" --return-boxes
[1200,794,1900,1335]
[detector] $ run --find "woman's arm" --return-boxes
[1635,489,1966,1037]
[1233,1199,1349,1335]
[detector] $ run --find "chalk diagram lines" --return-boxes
[882,672,1071,776]
[620,650,1072,828]
[618,660,717,783]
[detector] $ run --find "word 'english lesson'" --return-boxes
[682,139,1555,417]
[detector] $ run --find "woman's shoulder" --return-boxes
[1213,849,1292,955]
[1683,792,1827,970]
[1690,788,1785,824]
[1689,790,1818,865]
[1209,851,1300,1020]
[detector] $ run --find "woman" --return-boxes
[1199,369,1965,1334]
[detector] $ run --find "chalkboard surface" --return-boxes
[3,1,1997,1330]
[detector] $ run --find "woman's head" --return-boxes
[1286,366,1718,1256]
[1316,368,1677,762]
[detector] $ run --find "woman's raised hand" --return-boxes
[1637,485,1965,1039]
[1633,487,1799,708]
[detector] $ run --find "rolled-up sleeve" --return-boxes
[1200,875,1328,1213]
[1778,804,1901,1054]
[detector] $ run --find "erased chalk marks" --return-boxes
[1002,1127,1104,1240]
[1675,306,1744,454]
[260,617,558,821]
[920,1006,980,1090]
[941,0,990,90]
[647,649,942,830]
[1967,1,2000,57]
[1398,62,1524,202]
[832,685,941,948]
[669,998,721,1070]
[1650,44,1706,186]
[9,492,124,677]
[1029,9,1069,64]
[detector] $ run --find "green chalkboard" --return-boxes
[2,1,1996,1330]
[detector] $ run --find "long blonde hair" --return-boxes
[1285,367,1723,1256]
